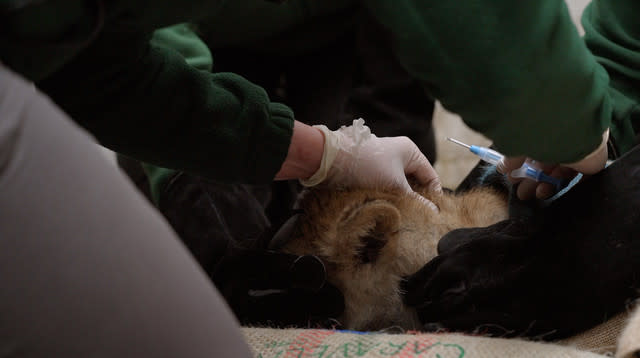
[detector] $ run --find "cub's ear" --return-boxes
[336,200,401,265]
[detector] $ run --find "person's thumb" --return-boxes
[497,156,525,175]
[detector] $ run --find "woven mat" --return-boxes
[242,327,609,358]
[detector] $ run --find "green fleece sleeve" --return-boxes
[582,0,640,156]
[365,0,611,163]
[143,24,214,205]
[37,28,294,185]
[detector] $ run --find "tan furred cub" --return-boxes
[283,184,509,331]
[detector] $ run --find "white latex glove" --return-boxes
[300,119,441,193]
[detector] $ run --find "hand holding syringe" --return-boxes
[447,138,565,190]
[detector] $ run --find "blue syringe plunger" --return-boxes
[510,163,564,189]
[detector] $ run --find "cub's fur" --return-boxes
[283,183,508,331]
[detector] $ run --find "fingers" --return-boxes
[512,160,549,200]
[516,178,560,201]
[497,156,525,176]
[513,179,535,201]
[535,182,555,199]
[404,142,442,193]
[533,165,573,198]
[508,159,577,200]
[317,122,443,192]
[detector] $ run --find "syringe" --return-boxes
[446,137,565,189]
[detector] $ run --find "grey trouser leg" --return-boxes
[0,64,252,357]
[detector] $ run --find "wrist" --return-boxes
[299,125,341,187]
[275,121,325,180]
[564,129,609,174]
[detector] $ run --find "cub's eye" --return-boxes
[357,234,386,264]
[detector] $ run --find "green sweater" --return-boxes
[0,0,295,185]
[142,24,215,204]
[364,0,637,162]
[1,0,638,185]
[582,1,640,156]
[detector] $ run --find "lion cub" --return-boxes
[283,183,509,331]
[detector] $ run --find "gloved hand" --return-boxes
[300,119,441,194]
[213,249,345,328]
[498,129,609,200]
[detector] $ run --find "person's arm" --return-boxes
[582,0,640,157]
[274,121,324,180]
[500,0,640,200]
[364,0,610,164]
[34,26,440,193]
[37,28,294,185]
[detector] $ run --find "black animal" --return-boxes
[403,144,640,340]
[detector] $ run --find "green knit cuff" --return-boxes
[249,102,295,183]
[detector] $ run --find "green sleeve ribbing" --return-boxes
[38,28,294,185]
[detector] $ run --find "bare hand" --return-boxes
[498,130,609,200]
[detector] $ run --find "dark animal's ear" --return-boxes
[338,200,401,264]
